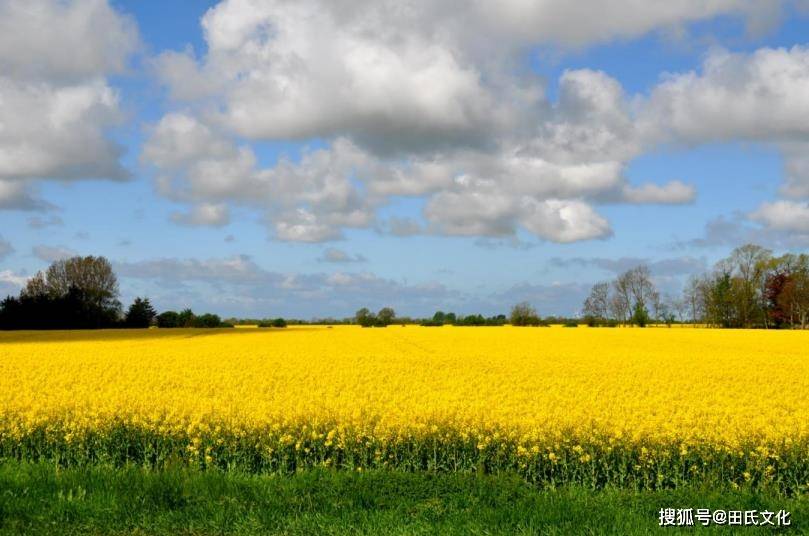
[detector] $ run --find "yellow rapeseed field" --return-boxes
[1,325,808,490]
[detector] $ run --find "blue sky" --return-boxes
[2,0,809,318]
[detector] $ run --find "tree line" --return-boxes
[7,245,803,331]
[0,256,231,330]
[352,304,573,327]
[582,243,809,329]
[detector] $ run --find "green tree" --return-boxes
[355,308,376,327]
[377,307,396,326]
[124,297,156,328]
[193,313,223,328]
[178,309,196,327]
[38,256,120,311]
[510,302,540,326]
[156,311,180,328]
[631,302,650,327]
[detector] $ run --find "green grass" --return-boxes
[0,461,806,535]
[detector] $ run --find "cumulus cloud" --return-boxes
[0,0,137,82]
[148,0,806,244]
[750,200,809,233]
[641,46,809,208]
[424,189,612,243]
[144,69,674,243]
[144,114,375,241]
[643,46,809,144]
[0,0,137,210]
[153,0,531,155]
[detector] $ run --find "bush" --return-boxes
[377,308,396,326]
[355,307,396,327]
[355,308,376,327]
[156,310,230,328]
[259,318,287,328]
[0,289,121,330]
[156,311,180,328]
[631,303,650,328]
[192,313,224,328]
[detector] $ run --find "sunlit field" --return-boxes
[2,326,808,492]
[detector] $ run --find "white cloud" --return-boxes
[750,200,809,233]
[0,0,137,82]
[520,199,612,243]
[644,46,809,144]
[0,79,127,182]
[475,0,779,48]
[144,67,683,244]
[636,45,809,235]
[152,1,809,244]
[424,191,612,243]
[0,0,137,210]
[154,0,526,155]
[144,114,375,242]
[642,46,809,203]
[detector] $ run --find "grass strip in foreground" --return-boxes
[1,461,807,534]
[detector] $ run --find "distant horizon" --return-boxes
[2,240,795,322]
[3,1,809,318]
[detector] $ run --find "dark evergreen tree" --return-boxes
[124,297,156,328]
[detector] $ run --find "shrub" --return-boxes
[631,303,650,328]
[156,311,180,328]
[259,318,287,328]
